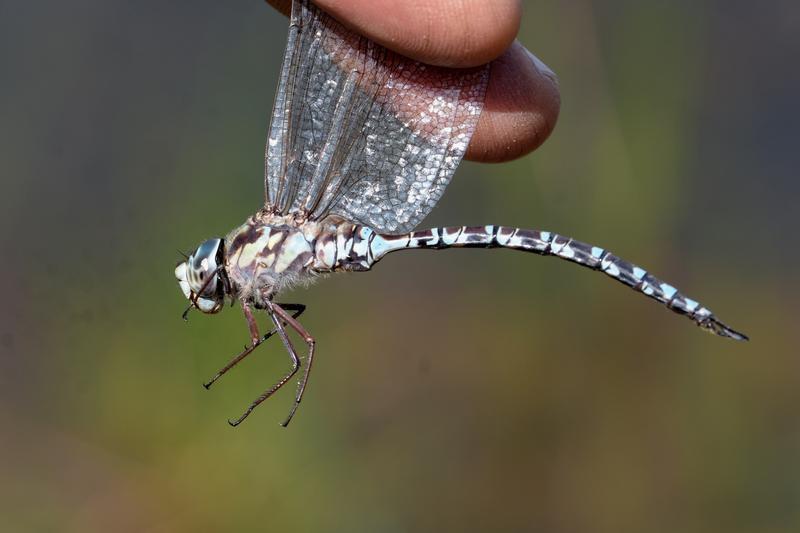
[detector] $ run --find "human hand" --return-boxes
[266,0,560,163]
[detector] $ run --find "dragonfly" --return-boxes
[175,0,747,427]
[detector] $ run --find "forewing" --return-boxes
[264,0,489,233]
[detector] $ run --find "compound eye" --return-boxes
[191,239,221,273]
[187,238,224,295]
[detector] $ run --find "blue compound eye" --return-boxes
[175,238,227,314]
[187,239,222,294]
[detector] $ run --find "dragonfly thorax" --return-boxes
[223,215,319,307]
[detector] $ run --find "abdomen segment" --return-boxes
[367,225,747,341]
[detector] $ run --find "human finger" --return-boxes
[266,0,521,67]
[466,41,560,163]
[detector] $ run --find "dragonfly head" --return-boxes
[175,238,230,316]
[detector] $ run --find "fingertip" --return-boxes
[269,0,522,67]
[466,42,561,163]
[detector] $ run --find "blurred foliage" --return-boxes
[1,1,798,532]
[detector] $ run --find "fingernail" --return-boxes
[526,49,559,87]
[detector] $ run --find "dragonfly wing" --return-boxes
[264,0,489,233]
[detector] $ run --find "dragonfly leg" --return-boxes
[203,302,305,389]
[271,303,316,427]
[227,301,311,427]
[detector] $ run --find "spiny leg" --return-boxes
[228,301,306,427]
[271,303,316,427]
[203,303,305,389]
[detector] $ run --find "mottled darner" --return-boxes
[175,0,747,427]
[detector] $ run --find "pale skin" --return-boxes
[266,0,561,163]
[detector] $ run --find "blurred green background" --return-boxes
[2,1,798,531]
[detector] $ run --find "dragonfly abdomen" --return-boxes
[369,225,747,341]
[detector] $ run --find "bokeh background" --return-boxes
[2,0,798,531]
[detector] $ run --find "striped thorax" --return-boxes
[224,213,317,307]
